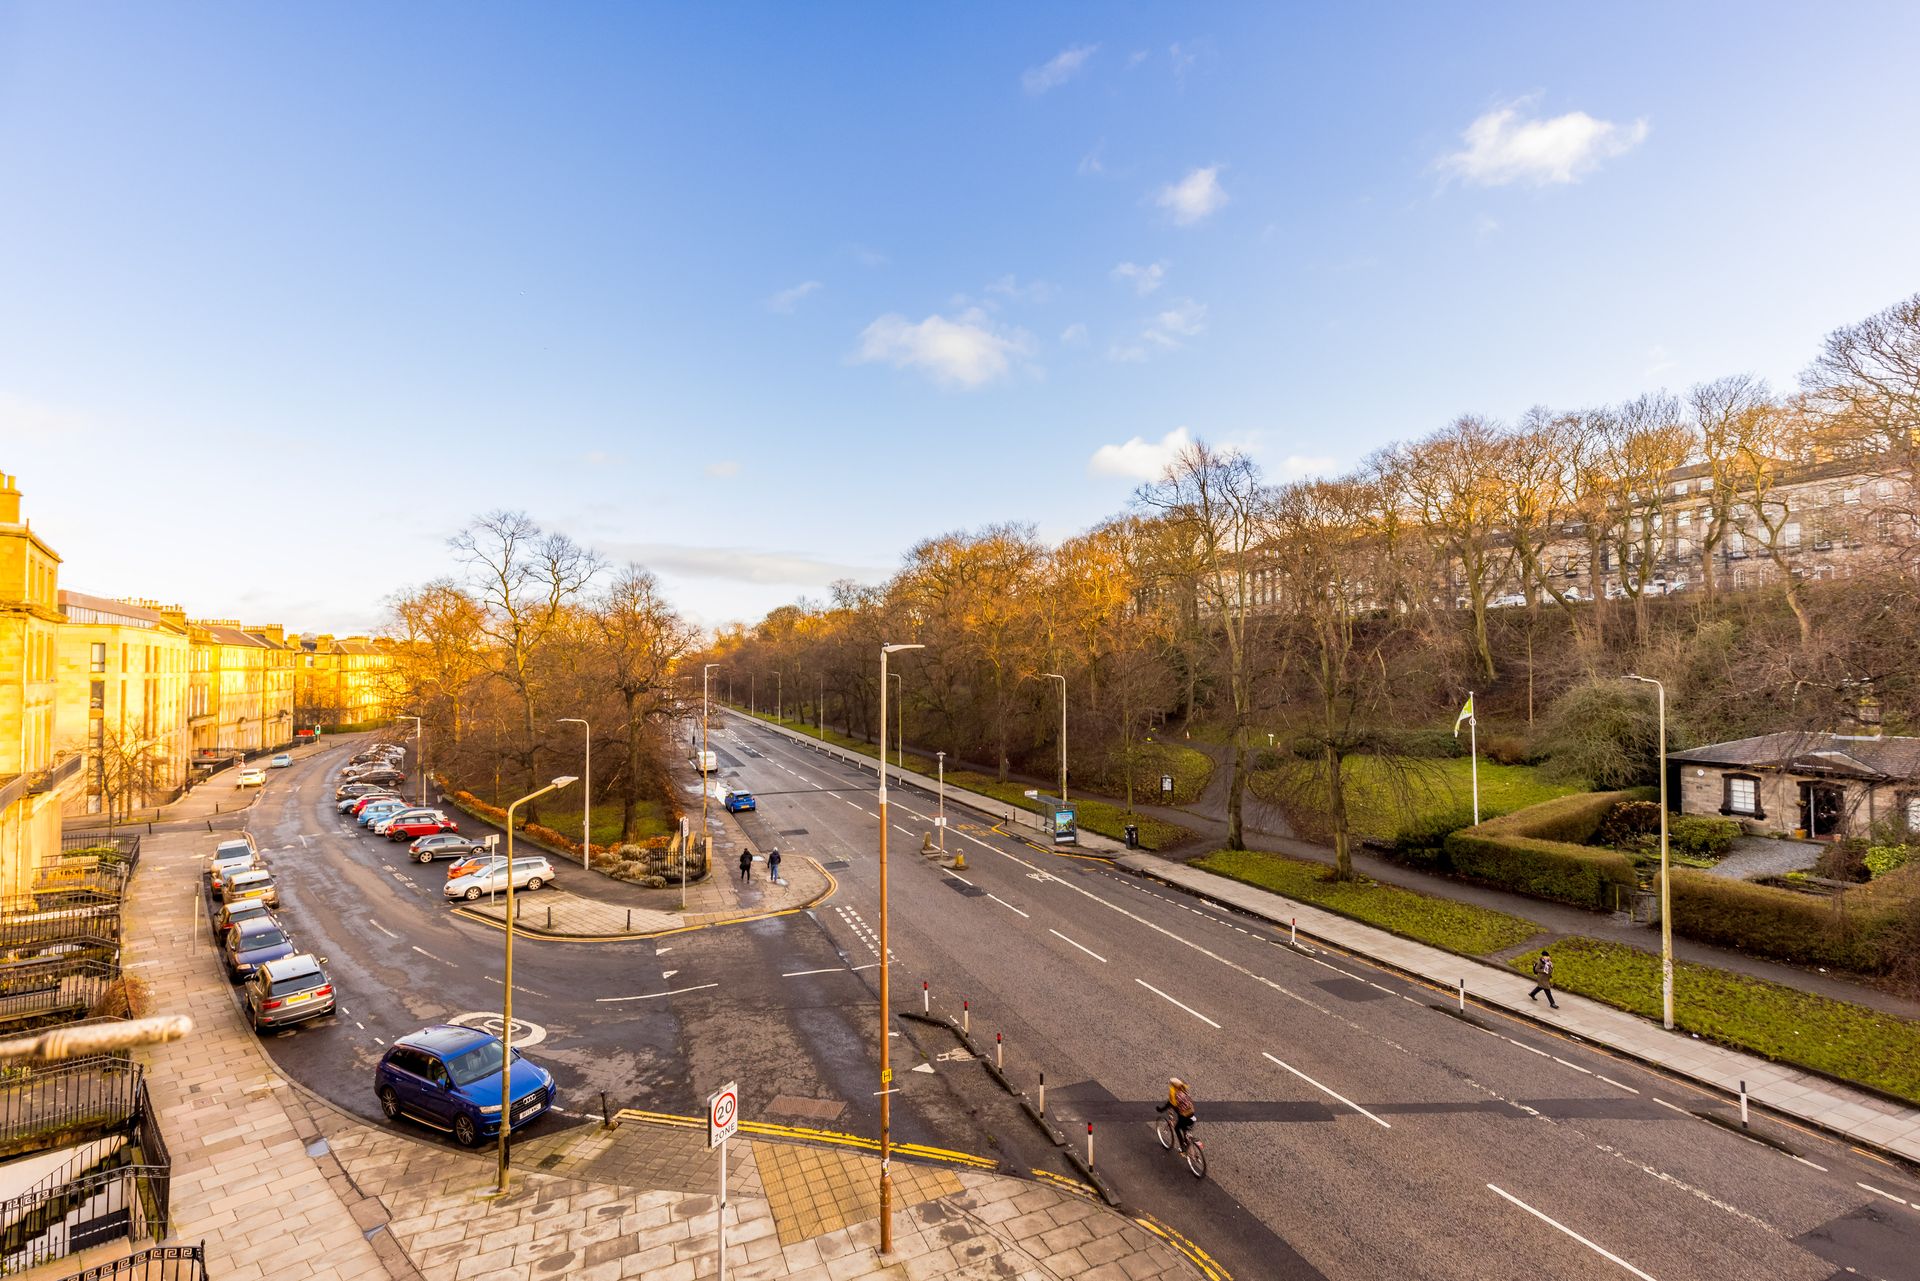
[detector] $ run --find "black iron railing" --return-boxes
[0,958,119,1031]
[0,1162,172,1273]
[0,1055,140,1160]
[50,1240,204,1281]
[0,901,122,961]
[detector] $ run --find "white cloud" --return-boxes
[851,309,1032,388]
[1440,100,1649,186]
[1152,299,1207,339]
[1023,44,1098,94]
[1111,261,1167,295]
[1078,142,1105,176]
[705,459,741,479]
[985,274,1057,305]
[1127,50,1148,69]
[1644,345,1678,378]
[765,281,822,313]
[1107,298,1208,362]
[1089,426,1195,479]
[1170,42,1198,82]
[1279,454,1339,480]
[1060,322,1089,346]
[1156,166,1228,225]
[600,542,884,588]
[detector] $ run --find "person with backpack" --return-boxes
[767,848,782,883]
[1529,949,1558,1009]
[1157,1076,1198,1151]
[738,848,753,882]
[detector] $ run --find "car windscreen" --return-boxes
[268,969,326,995]
[238,927,289,949]
[445,1039,513,1085]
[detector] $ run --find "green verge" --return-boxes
[742,709,1193,850]
[1194,848,1542,956]
[1509,938,1920,1105]
[452,782,673,847]
[1252,755,1585,841]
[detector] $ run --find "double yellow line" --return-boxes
[1135,1212,1234,1280]
[613,1107,998,1171]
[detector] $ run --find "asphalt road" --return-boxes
[227,728,1920,1281]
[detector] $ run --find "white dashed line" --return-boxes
[368,919,398,939]
[1650,1097,1692,1117]
[946,871,975,886]
[1791,1156,1827,1172]
[1859,1183,1911,1207]
[1262,1052,1391,1129]
[783,967,847,978]
[1136,979,1221,1029]
[1596,1076,1640,1095]
[1048,929,1108,963]
[410,946,447,964]
[1486,1185,1659,1281]
[987,894,1029,918]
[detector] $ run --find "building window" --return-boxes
[1723,774,1763,818]
[90,679,105,711]
[90,642,106,674]
[1908,795,1920,834]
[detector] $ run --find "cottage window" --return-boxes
[1723,774,1763,818]
[1908,795,1920,835]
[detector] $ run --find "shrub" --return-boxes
[1668,869,1883,970]
[1539,679,1676,788]
[1867,844,1915,879]
[1597,800,1663,852]
[1384,806,1477,872]
[1480,788,1652,844]
[1368,728,1465,759]
[1668,815,1740,861]
[1815,838,1872,883]
[1481,734,1539,766]
[1445,831,1637,908]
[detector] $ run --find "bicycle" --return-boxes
[1156,1114,1208,1179]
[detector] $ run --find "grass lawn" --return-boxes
[1509,938,1920,1105]
[1253,755,1585,841]
[461,784,673,847]
[1085,740,1214,807]
[1195,848,1543,956]
[743,711,1194,850]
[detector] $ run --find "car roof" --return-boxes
[223,899,269,917]
[212,851,255,866]
[228,869,273,885]
[234,915,284,937]
[396,1024,493,1055]
[215,838,253,852]
[263,953,323,981]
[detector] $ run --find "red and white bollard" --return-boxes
[996,1032,1003,1070]
[1087,1122,1095,1170]
[962,1000,970,1034]
[922,980,929,1014]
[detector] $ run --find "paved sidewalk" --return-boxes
[457,854,834,938]
[1120,852,1920,1165]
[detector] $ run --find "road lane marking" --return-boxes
[1261,1052,1390,1128]
[1650,1097,1691,1117]
[410,946,447,964]
[483,976,549,999]
[596,983,720,1003]
[1859,1183,1911,1206]
[1048,929,1107,963]
[1136,980,1220,1029]
[946,871,975,886]
[368,919,398,939]
[1596,1076,1640,1094]
[1487,1185,1658,1280]
[1791,1156,1827,1172]
[987,894,1029,918]
[849,963,877,971]
[783,967,848,977]
[1550,1056,1593,1075]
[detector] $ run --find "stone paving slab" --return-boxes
[1120,852,1920,1164]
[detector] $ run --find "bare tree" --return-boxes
[95,725,167,825]
[1600,393,1696,637]
[1690,375,1773,596]
[1807,292,1920,568]
[592,565,698,840]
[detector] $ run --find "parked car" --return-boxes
[385,810,457,841]
[370,806,434,836]
[215,896,275,940]
[339,791,398,814]
[446,853,493,881]
[237,768,266,788]
[354,768,407,786]
[444,855,556,901]
[245,954,336,1031]
[221,868,280,909]
[214,836,256,860]
[209,852,263,895]
[225,916,296,983]
[374,1025,556,1147]
[723,789,756,813]
[690,751,718,773]
[356,800,409,828]
[270,754,294,769]
[335,781,388,801]
[408,833,483,864]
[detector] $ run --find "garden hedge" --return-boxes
[1668,869,1886,971]
[1440,787,1650,909]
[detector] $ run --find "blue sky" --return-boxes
[4,2,1918,632]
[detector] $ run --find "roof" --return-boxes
[194,622,269,648]
[1669,732,1920,780]
[261,953,324,981]
[58,590,184,632]
[400,1024,495,1054]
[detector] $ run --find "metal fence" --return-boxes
[0,1056,140,1160]
[0,958,119,1031]
[0,1162,172,1274]
[50,1242,204,1281]
[57,834,141,871]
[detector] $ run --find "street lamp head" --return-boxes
[882,643,925,655]
[552,775,579,789]
[704,662,720,672]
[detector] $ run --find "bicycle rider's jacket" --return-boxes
[1166,1084,1196,1118]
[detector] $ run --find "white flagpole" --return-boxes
[1469,692,1480,826]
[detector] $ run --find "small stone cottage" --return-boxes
[1669,733,1920,839]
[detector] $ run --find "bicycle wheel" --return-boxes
[1156,1117,1175,1150]
[1185,1139,1208,1179]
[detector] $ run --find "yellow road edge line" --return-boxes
[1134,1214,1233,1281]
[1030,1168,1098,1200]
[611,1108,997,1170]
[448,856,838,943]
[986,823,1116,863]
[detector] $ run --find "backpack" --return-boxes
[1532,955,1552,978]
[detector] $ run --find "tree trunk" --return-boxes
[621,691,641,841]
[1325,740,1352,880]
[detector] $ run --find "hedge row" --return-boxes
[1477,787,1653,843]
[1436,787,1652,909]
[1667,869,1885,971]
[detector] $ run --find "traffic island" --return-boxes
[452,853,836,940]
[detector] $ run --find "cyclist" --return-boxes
[1157,1076,1197,1151]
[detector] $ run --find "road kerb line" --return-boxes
[1049,929,1108,963]
[1137,980,1221,1029]
[1261,1051,1390,1128]
[1486,1184,1659,1280]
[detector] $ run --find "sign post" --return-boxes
[1161,773,1173,799]
[708,1081,739,1281]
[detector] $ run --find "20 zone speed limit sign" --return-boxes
[708,1082,739,1148]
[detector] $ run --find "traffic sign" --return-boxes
[708,1081,739,1148]
[1161,774,1174,796]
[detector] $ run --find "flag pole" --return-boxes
[1468,691,1480,826]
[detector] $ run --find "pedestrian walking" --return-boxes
[738,848,753,882]
[1529,949,1558,1009]
[768,848,782,883]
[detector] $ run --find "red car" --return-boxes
[384,810,459,841]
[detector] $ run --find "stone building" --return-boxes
[54,591,193,815]
[1669,732,1920,840]
[296,633,395,728]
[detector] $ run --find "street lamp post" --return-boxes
[876,641,924,1255]
[497,773,578,1194]
[702,664,720,867]
[889,671,904,773]
[776,671,783,722]
[557,719,591,871]
[751,674,756,715]
[397,715,424,806]
[1625,674,1674,1031]
[1042,673,1067,804]
[936,751,946,859]
[818,674,825,740]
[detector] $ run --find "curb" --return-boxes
[1116,858,1920,1177]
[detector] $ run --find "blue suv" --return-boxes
[374,1025,557,1147]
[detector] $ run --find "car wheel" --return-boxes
[415,851,431,863]
[464,886,482,901]
[526,876,544,891]
[378,1087,402,1122]
[453,1113,480,1147]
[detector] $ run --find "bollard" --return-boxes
[1038,1071,1045,1117]
[1740,1080,1749,1128]
[963,1000,970,1034]
[1458,978,1465,1012]
[996,1032,1003,1070]
[547,905,552,928]
[600,1091,610,1129]
[922,980,929,1014]
[1087,1122,1095,1170]
[626,909,632,932]
[1290,918,1297,946]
